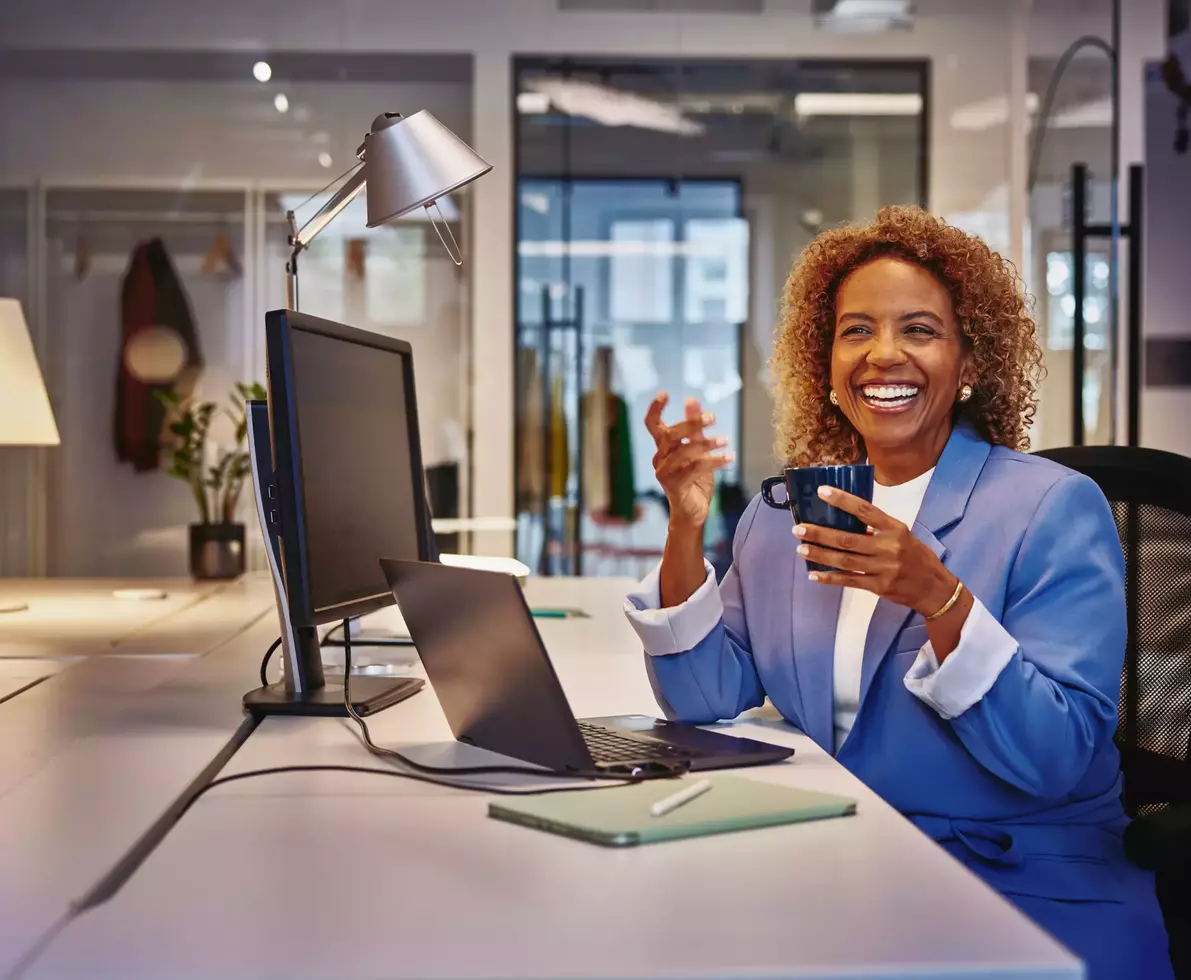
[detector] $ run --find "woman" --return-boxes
[625,206,1172,979]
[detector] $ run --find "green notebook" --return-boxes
[488,775,856,847]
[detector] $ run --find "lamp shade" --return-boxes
[364,111,492,227]
[0,298,59,446]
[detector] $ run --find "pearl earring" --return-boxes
[959,384,973,403]
[829,389,839,406]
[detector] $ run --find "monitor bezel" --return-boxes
[265,309,434,627]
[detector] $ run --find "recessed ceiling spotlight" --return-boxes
[318,152,334,169]
[252,61,272,83]
[274,93,289,113]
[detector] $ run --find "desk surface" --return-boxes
[0,575,275,658]
[6,576,1081,980]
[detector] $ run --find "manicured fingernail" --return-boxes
[724,451,736,462]
[808,572,820,582]
[818,486,834,499]
[714,436,729,447]
[793,524,807,537]
[797,544,809,557]
[702,413,715,425]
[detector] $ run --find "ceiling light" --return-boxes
[517,91,551,114]
[814,0,914,32]
[252,61,272,83]
[274,93,289,114]
[317,152,333,169]
[1049,95,1113,129]
[794,92,922,117]
[524,78,704,136]
[950,92,1039,131]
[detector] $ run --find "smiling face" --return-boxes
[830,256,970,482]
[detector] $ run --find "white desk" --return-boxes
[0,660,63,703]
[0,575,275,659]
[17,577,1081,980]
[0,593,271,980]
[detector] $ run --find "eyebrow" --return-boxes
[837,310,945,325]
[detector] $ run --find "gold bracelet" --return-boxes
[925,579,964,621]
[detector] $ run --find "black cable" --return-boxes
[182,762,622,820]
[240,628,684,807]
[320,620,414,648]
[1028,35,1114,194]
[339,620,685,783]
[258,636,282,687]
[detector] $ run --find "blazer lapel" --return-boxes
[856,420,992,708]
[791,552,841,752]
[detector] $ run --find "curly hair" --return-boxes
[770,205,1044,467]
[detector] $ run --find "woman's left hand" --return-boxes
[794,485,958,620]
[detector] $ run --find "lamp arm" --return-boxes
[290,163,367,252]
[284,162,367,309]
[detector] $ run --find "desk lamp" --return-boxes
[0,298,60,613]
[284,110,491,308]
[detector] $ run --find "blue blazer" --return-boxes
[645,421,1170,978]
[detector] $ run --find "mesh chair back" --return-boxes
[1036,446,1191,816]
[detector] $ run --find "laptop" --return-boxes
[379,558,793,775]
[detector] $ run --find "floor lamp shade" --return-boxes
[364,110,493,226]
[0,298,59,446]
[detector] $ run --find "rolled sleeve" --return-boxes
[624,560,722,656]
[903,597,1019,720]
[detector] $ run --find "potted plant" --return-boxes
[157,382,266,580]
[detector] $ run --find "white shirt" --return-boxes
[832,468,933,752]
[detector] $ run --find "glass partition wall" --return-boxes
[1026,0,1118,449]
[0,52,475,576]
[514,57,926,577]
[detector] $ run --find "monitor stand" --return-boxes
[240,400,424,718]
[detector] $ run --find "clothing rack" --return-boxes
[531,281,584,576]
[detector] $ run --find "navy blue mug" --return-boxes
[760,464,875,572]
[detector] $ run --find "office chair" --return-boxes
[1036,446,1191,978]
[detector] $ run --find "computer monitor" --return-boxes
[243,309,434,717]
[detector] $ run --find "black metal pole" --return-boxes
[539,284,551,576]
[1072,162,1088,446]
[1127,163,1144,447]
[573,284,585,577]
[1109,0,1122,443]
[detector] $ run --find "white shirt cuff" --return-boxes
[902,597,1018,720]
[623,560,722,656]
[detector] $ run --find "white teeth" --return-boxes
[861,384,919,401]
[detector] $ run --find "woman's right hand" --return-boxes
[645,392,734,531]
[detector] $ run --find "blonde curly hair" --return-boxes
[770,205,1044,467]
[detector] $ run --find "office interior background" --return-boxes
[0,0,1187,582]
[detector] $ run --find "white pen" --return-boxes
[649,778,713,818]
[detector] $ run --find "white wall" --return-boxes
[0,0,1169,562]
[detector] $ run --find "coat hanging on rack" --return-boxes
[517,346,545,507]
[549,370,569,499]
[114,238,203,472]
[581,346,635,522]
[581,346,612,515]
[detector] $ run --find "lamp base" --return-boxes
[0,600,29,614]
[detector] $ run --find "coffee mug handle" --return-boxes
[760,476,788,509]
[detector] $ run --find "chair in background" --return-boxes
[1036,446,1191,979]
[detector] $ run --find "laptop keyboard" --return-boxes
[577,721,698,763]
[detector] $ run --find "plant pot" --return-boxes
[189,523,245,581]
